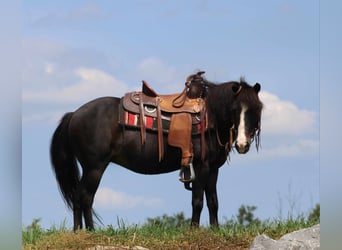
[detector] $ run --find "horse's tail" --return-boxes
[50,112,80,210]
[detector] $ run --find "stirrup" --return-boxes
[179,163,195,183]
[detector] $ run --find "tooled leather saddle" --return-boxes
[118,72,207,182]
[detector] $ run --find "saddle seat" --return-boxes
[139,80,204,114]
[120,80,207,182]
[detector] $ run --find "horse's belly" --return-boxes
[112,144,182,175]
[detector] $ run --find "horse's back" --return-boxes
[70,96,120,130]
[74,96,120,112]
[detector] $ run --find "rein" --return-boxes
[172,87,188,108]
[215,126,234,155]
[172,74,207,108]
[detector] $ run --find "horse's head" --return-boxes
[231,81,263,154]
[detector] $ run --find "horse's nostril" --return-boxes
[235,143,250,154]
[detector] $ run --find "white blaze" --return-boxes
[236,104,248,147]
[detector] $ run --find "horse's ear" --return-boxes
[254,83,261,93]
[232,83,241,94]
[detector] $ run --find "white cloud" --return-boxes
[232,91,319,159]
[94,187,163,210]
[23,67,129,104]
[233,138,319,163]
[260,91,317,135]
[262,139,319,158]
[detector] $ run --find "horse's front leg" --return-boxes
[205,167,219,227]
[191,182,204,227]
[190,163,209,227]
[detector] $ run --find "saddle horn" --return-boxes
[185,71,206,86]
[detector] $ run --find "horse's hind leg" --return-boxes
[84,168,107,230]
[77,163,108,230]
[73,195,83,230]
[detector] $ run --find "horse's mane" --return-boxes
[201,76,263,108]
[192,75,263,119]
[188,72,263,110]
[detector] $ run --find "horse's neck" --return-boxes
[206,83,233,128]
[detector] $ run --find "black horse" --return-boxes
[50,73,263,230]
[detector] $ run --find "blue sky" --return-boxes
[22,1,320,229]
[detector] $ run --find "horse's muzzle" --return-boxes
[235,142,250,154]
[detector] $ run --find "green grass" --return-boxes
[22,207,319,250]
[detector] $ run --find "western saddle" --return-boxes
[120,71,207,182]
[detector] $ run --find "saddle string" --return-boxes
[139,94,146,145]
[156,97,164,161]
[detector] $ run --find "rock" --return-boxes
[250,224,320,250]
